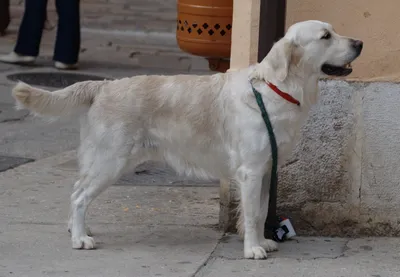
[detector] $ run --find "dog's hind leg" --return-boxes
[70,130,134,250]
[68,179,94,236]
[68,122,97,236]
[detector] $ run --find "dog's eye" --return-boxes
[321,32,331,40]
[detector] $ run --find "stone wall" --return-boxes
[279,80,400,237]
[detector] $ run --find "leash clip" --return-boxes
[272,216,297,242]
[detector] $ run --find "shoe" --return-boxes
[54,61,78,70]
[0,51,36,64]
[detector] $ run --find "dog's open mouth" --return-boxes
[321,63,353,76]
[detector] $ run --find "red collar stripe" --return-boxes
[266,81,300,106]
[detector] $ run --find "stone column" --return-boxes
[219,0,261,232]
[228,0,261,71]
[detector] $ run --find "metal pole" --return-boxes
[257,0,286,62]
[257,0,287,239]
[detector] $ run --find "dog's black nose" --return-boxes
[351,39,363,53]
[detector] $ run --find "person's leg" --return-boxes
[0,0,11,35]
[14,0,48,57]
[54,0,80,66]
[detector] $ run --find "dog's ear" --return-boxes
[266,38,294,82]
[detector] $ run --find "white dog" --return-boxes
[12,20,362,259]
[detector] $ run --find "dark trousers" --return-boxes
[14,0,80,64]
[0,0,10,34]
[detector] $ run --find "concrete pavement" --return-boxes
[202,236,400,277]
[1,150,400,277]
[0,151,220,277]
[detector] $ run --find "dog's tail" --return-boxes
[12,81,106,117]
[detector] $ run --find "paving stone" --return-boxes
[56,159,218,187]
[6,72,111,88]
[212,234,349,260]
[0,103,29,123]
[0,155,34,172]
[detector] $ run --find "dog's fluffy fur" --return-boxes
[12,20,362,259]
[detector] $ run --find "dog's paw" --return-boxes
[72,235,96,250]
[260,239,278,252]
[244,245,268,260]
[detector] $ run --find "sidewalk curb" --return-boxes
[0,150,77,176]
[81,27,178,47]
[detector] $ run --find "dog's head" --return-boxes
[266,20,363,81]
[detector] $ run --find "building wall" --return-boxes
[287,0,400,82]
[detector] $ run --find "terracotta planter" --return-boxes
[176,0,233,72]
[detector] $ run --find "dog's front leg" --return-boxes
[257,172,278,252]
[238,168,268,259]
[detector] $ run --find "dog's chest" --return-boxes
[272,110,308,164]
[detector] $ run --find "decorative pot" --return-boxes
[176,0,233,72]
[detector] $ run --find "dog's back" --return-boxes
[12,73,236,179]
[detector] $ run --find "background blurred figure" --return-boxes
[0,0,10,35]
[0,0,80,70]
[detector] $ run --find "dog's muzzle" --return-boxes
[321,39,363,77]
